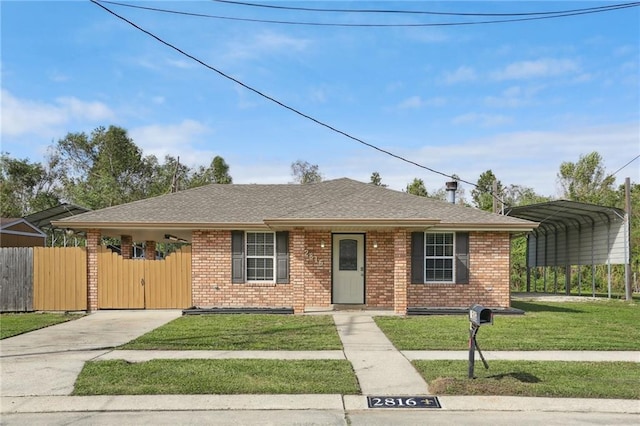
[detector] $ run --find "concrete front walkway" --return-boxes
[332,312,429,395]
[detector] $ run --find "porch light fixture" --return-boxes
[320,240,325,248]
[373,241,378,248]
[165,234,187,243]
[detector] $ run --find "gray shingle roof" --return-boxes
[55,178,536,230]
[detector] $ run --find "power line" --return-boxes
[609,154,640,177]
[98,1,640,28]
[213,0,640,17]
[90,0,477,188]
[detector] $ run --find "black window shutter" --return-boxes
[231,231,245,283]
[276,231,289,284]
[455,232,470,284]
[411,232,424,284]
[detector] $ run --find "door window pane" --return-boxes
[339,239,357,271]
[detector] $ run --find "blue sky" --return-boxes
[2,1,639,198]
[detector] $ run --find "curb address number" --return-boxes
[367,396,441,409]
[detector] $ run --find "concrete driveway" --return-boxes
[0,310,181,397]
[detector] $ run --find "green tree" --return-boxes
[190,155,233,187]
[558,152,616,205]
[405,178,428,197]
[503,184,551,207]
[369,171,387,187]
[291,160,322,184]
[0,153,61,217]
[57,126,155,209]
[472,170,503,212]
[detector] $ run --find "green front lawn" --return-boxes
[0,312,83,339]
[415,360,640,399]
[121,314,342,350]
[74,359,359,395]
[375,300,640,350]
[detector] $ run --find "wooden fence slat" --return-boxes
[0,247,33,312]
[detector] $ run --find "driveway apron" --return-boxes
[0,310,181,397]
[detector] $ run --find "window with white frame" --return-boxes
[425,232,454,282]
[246,232,275,281]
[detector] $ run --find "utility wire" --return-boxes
[213,0,640,17]
[609,154,640,177]
[98,1,639,28]
[90,0,477,188]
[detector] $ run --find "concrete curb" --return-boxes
[3,395,639,415]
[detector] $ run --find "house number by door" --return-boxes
[304,249,324,266]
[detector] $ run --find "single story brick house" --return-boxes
[55,178,537,314]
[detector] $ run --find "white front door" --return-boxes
[332,234,365,304]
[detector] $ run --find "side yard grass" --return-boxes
[375,300,640,350]
[0,312,83,339]
[120,314,342,350]
[414,360,640,399]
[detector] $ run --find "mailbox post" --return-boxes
[468,304,492,379]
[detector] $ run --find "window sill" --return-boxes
[245,282,277,287]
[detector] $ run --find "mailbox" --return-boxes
[469,304,492,326]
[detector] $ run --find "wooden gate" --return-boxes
[97,246,192,309]
[34,247,87,311]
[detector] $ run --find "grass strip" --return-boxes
[375,300,640,350]
[414,360,640,399]
[0,312,82,339]
[73,359,359,395]
[121,314,342,350]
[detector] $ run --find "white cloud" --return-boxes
[484,85,543,108]
[397,96,424,109]
[129,119,213,164]
[451,113,512,127]
[0,90,114,137]
[443,66,477,84]
[396,96,446,109]
[224,31,311,61]
[492,58,580,80]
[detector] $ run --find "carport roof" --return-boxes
[505,200,625,232]
[24,203,91,230]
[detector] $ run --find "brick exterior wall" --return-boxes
[300,231,332,308]
[191,230,296,311]
[364,231,394,309]
[189,229,511,314]
[144,241,157,260]
[86,229,100,311]
[120,235,132,259]
[407,231,511,308]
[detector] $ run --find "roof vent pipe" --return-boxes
[445,181,458,204]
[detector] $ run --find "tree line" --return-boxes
[1,125,637,294]
[1,125,232,216]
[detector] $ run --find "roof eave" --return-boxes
[51,221,271,231]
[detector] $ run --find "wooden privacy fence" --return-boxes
[98,246,192,309]
[0,248,34,312]
[1,246,192,312]
[34,247,87,311]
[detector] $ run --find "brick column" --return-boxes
[393,229,408,314]
[144,241,157,260]
[291,229,306,314]
[86,229,101,312]
[121,235,133,259]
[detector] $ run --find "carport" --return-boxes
[506,200,631,299]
